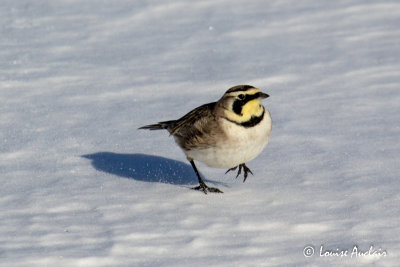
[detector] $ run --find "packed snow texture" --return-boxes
[1,1,399,266]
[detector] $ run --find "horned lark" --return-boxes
[139,85,272,194]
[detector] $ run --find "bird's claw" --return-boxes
[192,184,223,194]
[225,163,253,182]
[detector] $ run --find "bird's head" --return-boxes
[217,85,269,124]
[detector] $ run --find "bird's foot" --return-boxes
[189,159,223,194]
[225,163,253,182]
[192,182,223,194]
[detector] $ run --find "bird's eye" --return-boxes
[238,94,245,100]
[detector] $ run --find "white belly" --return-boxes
[185,110,272,168]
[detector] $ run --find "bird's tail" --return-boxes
[138,120,176,130]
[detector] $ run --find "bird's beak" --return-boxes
[259,92,270,99]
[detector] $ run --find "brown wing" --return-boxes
[169,102,224,150]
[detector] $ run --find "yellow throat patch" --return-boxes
[225,98,263,124]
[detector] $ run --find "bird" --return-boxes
[139,85,272,194]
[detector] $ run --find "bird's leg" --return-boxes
[189,160,223,194]
[226,163,253,182]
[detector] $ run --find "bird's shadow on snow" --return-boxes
[82,152,224,187]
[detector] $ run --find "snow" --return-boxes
[1,0,399,266]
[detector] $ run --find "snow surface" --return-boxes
[1,0,399,266]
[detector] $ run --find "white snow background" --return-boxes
[1,0,399,266]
